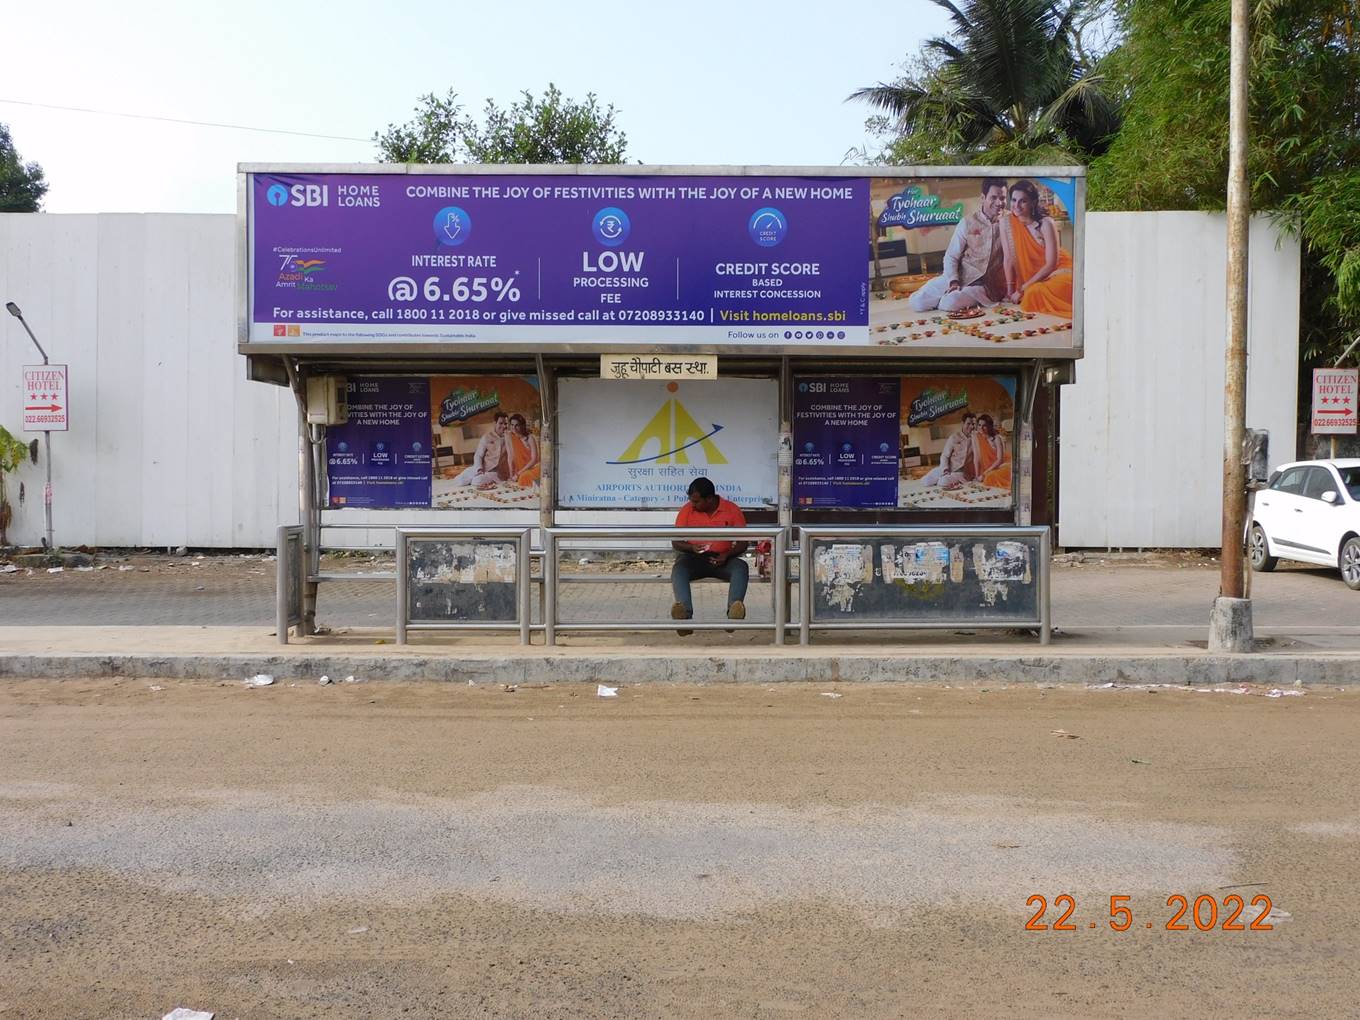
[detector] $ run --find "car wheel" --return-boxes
[1340,536,1360,591]
[1249,524,1277,572]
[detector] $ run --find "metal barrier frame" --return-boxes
[275,524,305,645]
[395,526,534,644]
[796,525,1051,645]
[543,526,787,646]
[280,523,1052,647]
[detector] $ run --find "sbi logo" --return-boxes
[434,206,472,246]
[748,207,787,247]
[592,207,630,247]
[266,182,329,208]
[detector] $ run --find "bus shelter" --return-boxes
[240,164,1083,644]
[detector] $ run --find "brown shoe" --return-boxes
[724,600,746,633]
[671,601,693,637]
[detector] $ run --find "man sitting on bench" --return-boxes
[671,477,748,636]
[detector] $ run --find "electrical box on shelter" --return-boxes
[305,376,348,425]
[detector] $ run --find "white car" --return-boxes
[1249,458,1360,589]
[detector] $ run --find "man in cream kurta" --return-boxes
[452,412,512,487]
[908,181,1008,313]
[921,413,978,489]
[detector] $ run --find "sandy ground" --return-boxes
[1,679,1358,1019]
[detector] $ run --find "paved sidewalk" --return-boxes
[3,551,1359,683]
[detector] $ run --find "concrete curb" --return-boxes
[2,652,1359,686]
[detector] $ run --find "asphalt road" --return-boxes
[1,679,1356,1018]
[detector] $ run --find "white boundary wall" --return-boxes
[1059,212,1299,547]
[0,211,1298,549]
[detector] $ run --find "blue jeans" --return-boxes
[671,553,749,614]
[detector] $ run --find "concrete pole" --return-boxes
[1210,0,1254,651]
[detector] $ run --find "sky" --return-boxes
[1,0,949,215]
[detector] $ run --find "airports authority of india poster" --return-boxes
[557,378,779,508]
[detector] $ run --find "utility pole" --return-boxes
[1209,0,1253,651]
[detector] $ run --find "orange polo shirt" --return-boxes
[675,497,747,554]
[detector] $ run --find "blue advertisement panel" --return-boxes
[326,377,432,508]
[793,378,901,508]
[244,170,1081,355]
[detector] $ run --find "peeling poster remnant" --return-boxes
[882,542,952,585]
[409,540,519,622]
[971,540,1032,606]
[414,541,517,585]
[814,543,874,611]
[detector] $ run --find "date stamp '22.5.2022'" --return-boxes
[1025,893,1277,932]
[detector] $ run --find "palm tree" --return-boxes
[850,0,1121,164]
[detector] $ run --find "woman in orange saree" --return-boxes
[973,413,1011,490]
[1001,179,1073,317]
[508,413,541,488]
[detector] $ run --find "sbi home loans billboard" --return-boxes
[241,166,1083,357]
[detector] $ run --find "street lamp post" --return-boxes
[5,302,56,552]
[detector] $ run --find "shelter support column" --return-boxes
[284,358,319,636]
[778,356,793,628]
[537,354,555,641]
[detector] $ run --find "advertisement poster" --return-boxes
[898,376,1017,510]
[325,377,432,508]
[869,176,1076,351]
[557,378,778,508]
[793,377,900,508]
[430,376,542,509]
[245,170,1080,354]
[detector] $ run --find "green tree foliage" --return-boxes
[1090,0,1360,361]
[850,0,1122,166]
[374,85,628,165]
[0,425,31,546]
[0,123,48,212]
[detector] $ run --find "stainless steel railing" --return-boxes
[280,522,1051,647]
[796,525,1051,646]
[543,526,788,646]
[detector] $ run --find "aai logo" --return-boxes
[592,207,630,248]
[266,184,289,207]
[748,207,787,247]
[610,396,726,466]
